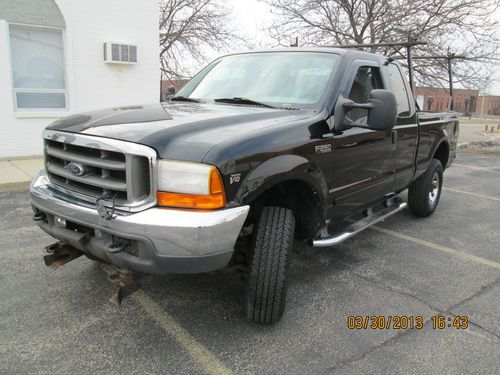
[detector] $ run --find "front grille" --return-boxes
[44,136,154,208]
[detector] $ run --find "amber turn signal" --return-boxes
[157,166,226,209]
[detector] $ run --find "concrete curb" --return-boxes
[458,148,500,156]
[0,158,42,193]
[0,181,31,193]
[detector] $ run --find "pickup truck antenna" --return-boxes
[330,40,427,100]
[394,51,466,110]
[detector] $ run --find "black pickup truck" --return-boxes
[30,48,458,324]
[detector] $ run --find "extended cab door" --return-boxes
[329,61,395,218]
[384,63,419,192]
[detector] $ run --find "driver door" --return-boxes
[329,62,395,218]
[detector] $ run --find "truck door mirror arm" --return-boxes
[344,100,374,111]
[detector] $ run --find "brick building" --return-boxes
[476,96,500,116]
[415,87,479,113]
[161,79,189,101]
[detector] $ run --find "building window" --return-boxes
[9,25,67,110]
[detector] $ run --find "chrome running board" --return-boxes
[313,198,407,247]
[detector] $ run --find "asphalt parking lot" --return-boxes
[1,151,499,375]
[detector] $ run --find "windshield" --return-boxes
[176,52,340,109]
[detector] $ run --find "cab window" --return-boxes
[386,63,411,117]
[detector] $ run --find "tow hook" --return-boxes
[43,242,84,269]
[32,211,46,221]
[108,239,129,254]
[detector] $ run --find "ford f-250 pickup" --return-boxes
[30,48,458,324]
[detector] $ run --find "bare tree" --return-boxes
[159,0,237,81]
[266,0,499,89]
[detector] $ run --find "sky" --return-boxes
[196,0,275,65]
[219,0,500,95]
[231,0,275,47]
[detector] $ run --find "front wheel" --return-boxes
[408,158,443,217]
[246,206,295,324]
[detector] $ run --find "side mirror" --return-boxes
[166,85,175,98]
[366,89,397,130]
[333,89,397,132]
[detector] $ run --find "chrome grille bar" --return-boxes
[46,163,128,191]
[46,146,126,170]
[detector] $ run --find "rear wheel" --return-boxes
[246,206,295,324]
[408,158,443,217]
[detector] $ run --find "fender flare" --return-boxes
[431,138,450,166]
[233,155,328,207]
[415,133,451,178]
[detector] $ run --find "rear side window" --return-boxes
[347,66,384,122]
[386,64,411,117]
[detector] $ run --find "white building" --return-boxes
[0,0,159,158]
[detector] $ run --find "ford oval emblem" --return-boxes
[66,162,86,176]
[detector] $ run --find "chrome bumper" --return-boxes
[30,172,250,274]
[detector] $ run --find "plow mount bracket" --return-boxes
[44,242,84,269]
[43,242,146,307]
[99,263,145,307]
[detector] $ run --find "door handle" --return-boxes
[391,130,398,150]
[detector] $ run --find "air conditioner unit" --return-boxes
[103,42,137,64]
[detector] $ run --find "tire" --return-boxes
[408,158,443,217]
[246,206,295,324]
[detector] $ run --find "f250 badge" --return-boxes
[230,173,241,184]
[315,144,332,154]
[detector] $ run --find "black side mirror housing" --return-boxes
[167,85,176,97]
[366,89,397,130]
[333,89,397,132]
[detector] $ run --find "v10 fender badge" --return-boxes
[315,144,332,154]
[230,173,241,184]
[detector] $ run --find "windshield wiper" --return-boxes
[170,96,203,103]
[213,97,276,109]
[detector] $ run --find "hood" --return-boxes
[47,102,312,162]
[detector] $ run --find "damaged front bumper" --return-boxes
[30,172,250,274]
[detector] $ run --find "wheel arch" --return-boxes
[247,178,324,240]
[433,140,450,169]
[231,154,328,240]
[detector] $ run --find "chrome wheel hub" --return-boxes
[428,172,440,206]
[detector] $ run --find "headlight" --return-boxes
[156,160,225,209]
